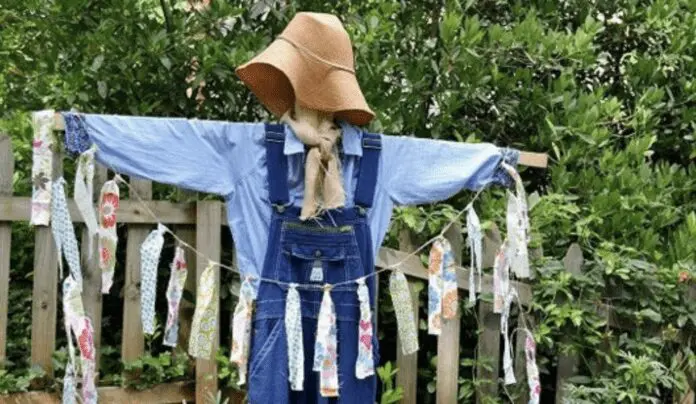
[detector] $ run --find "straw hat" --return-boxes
[236,12,375,126]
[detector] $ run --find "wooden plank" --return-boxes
[195,200,222,403]
[555,243,584,403]
[395,229,419,404]
[30,148,62,381]
[0,133,14,366]
[0,196,198,224]
[476,225,503,403]
[4,381,194,403]
[121,179,151,373]
[376,246,533,306]
[437,224,463,404]
[80,164,107,375]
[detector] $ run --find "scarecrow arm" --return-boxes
[59,112,259,196]
[378,135,520,206]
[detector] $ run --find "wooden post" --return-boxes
[173,189,197,354]
[555,243,583,403]
[195,201,221,403]
[30,146,62,381]
[437,223,463,404]
[0,134,13,366]
[121,179,151,372]
[396,229,420,404]
[80,165,107,373]
[476,224,503,403]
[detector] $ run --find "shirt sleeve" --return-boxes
[379,134,520,206]
[62,112,262,196]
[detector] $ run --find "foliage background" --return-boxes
[2,0,696,402]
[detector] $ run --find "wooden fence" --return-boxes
[0,131,666,404]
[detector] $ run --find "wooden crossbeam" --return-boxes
[51,112,548,168]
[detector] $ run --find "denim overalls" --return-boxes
[248,124,380,403]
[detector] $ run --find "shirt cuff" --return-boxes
[62,112,93,155]
[492,147,520,188]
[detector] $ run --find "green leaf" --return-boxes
[97,81,108,99]
[160,56,172,70]
[91,54,105,71]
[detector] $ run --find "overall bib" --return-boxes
[248,124,380,403]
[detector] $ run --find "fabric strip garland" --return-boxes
[230,277,256,385]
[285,283,304,390]
[163,246,188,347]
[98,180,120,293]
[63,276,97,404]
[189,261,218,359]
[389,271,419,355]
[74,145,99,259]
[525,330,542,404]
[467,206,483,303]
[355,278,374,379]
[501,289,518,385]
[313,287,339,397]
[51,178,83,286]
[140,224,166,335]
[31,110,55,226]
[493,240,510,314]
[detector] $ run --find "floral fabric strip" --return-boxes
[230,277,256,385]
[503,163,531,279]
[501,289,518,385]
[493,241,510,314]
[355,278,374,379]
[285,284,304,391]
[428,240,444,335]
[313,288,339,397]
[525,331,541,404]
[62,276,97,404]
[74,145,99,259]
[52,178,83,286]
[140,224,166,335]
[189,262,218,359]
[428,238,457,334]
[467,206,483,303]
[31,110,55,226]
[163,246,188,347]
[98,180,120,293]
[389,271,419,355]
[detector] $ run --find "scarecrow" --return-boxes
[60,12,521,403]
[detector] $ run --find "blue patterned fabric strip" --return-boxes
[140,224,166,335]
[62,112,93,155]
[52,178,83,285]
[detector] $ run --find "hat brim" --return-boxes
[236,39,375,126]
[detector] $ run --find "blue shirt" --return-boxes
[62,113,519,278]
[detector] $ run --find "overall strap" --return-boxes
[264,123,290,206]
[354,132,382,209]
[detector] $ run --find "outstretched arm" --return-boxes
[63,113,262,196]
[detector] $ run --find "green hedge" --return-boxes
[2,0,695,402]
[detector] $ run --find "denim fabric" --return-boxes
[61,112,520,280]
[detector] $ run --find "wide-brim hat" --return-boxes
[236,12,375,126]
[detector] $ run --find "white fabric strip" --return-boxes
[189,262,218,359]
[313,288,339,397]
[140,224,166,335]
[285,283,304,390]
[503,163,531,279]
[467,206,482,302]
[355,278,374,379]
[501,289,518,385]
[389,271,419,355]
[98,180,120,293]
[74,145,99,259]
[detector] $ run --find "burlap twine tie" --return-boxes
[281,111,345,220]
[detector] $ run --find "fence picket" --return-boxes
[30,147,62,381]
[476,224,503,403]
[80,164,107,373]
[195,201,222,403]
[396,229,420,404]
[0,134,13,366]
[121,179,151,374]
[437,223,463,404]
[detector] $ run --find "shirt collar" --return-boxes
[283,120,363,157]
